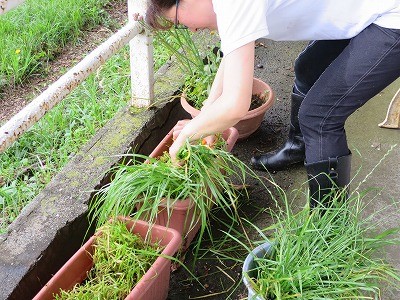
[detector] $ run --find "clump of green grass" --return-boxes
[0,0,116,88]
[89,137,263,261]
[153,27,221,109]
[90,137,244,226]
[55,220,162,299]
[243,189,400,299]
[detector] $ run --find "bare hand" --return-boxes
[169,119,216,165]
[169,120,191,165]
[169,137,185,166]
[172,119,191,140]
[132,13,143,21]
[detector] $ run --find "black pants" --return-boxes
[294,24,400,164]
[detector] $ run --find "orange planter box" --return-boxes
[33,218,181,300]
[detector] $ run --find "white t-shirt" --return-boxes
[213,0,400,55]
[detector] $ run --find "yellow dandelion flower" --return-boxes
[15,49,21,54]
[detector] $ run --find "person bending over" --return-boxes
[143,0,400,207]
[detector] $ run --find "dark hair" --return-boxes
[146,0,175,30]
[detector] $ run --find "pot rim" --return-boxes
[180,77,275,120]
[242,241,274,300]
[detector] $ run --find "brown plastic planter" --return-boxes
[138,126,239,251]
[146,197,200,252]
[33,218,181,300]
[181,77,275,140]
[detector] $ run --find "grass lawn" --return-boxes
[0,0,114,89]
[0,1,177,233]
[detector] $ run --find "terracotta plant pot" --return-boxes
[180,77,275,140]
[33,218,181,300]
[138,126,239,251]
[242,241,273,300]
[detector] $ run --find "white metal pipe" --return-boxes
[0,0,25,14]
[128,0,154,107]
[0,22,141,153]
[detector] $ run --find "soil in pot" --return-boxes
[185,89,269,111]
[249,94,268,111]
[187,92,269,110]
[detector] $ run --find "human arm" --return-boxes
[169,41,255,161]
[201,57,225,109]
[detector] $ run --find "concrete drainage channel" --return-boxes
[0,56,188,299]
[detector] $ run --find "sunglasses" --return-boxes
[174,0,188,29]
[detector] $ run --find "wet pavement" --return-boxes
[167,40,400,299]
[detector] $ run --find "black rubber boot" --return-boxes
[251,91,305,172]
[305,153,352,209]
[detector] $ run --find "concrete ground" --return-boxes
[167,40,400,299]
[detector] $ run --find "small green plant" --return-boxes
[153,28,268,112]
[182,47,221,109]
[55,220,162,299]
[242,188,400,299]
[154,28,222,109]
